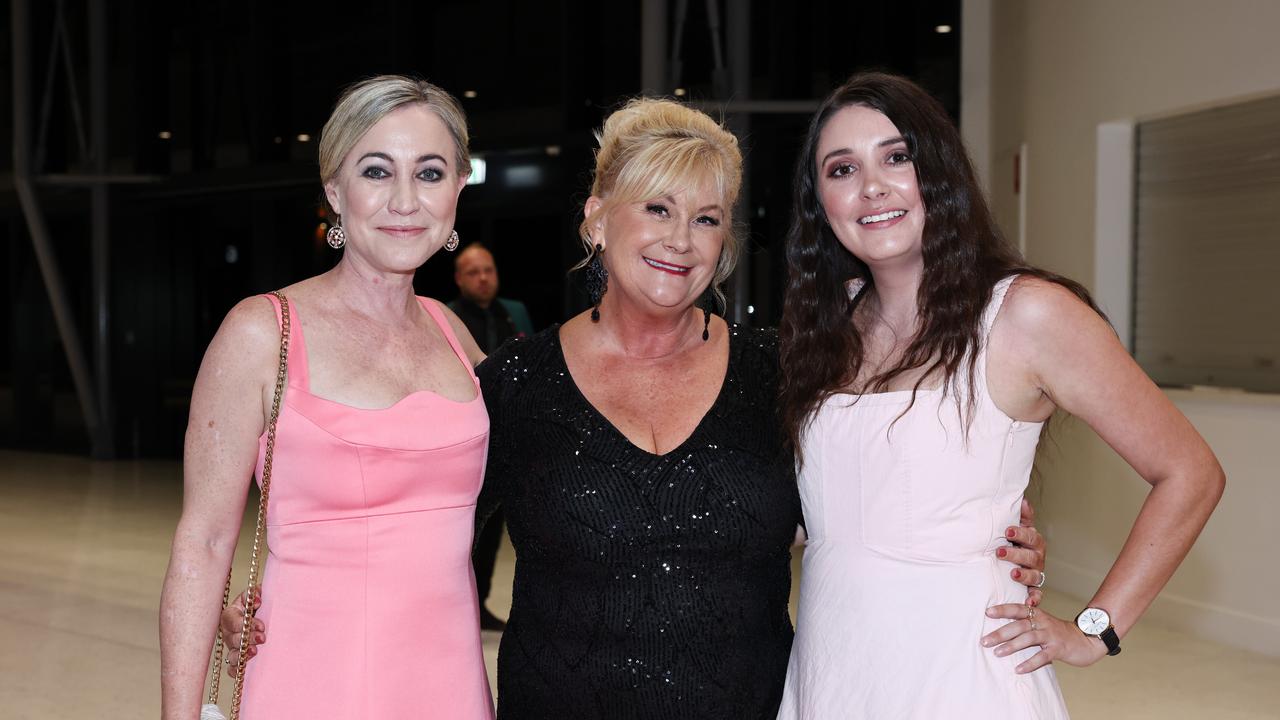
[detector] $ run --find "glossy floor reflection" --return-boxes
[2,451,1277,719]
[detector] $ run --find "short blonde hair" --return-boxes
[319,75,470,218]
[579,98,743,301]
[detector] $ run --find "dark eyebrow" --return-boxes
[356,151,448,165]
[819,148,851,166]
[820,136,908,166]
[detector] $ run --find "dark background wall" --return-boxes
[0,0,960,457]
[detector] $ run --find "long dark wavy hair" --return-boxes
[778,72,1102,460]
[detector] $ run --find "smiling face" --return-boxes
[816,104,926,270]
[323,103,466,274]
[587,183,726,316]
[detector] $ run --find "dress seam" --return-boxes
[268,502,480,527]
[355,446,371,716]
[280,401,488,451]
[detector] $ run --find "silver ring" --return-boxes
[1034,572,1047,589]
[1031,621,1040,631]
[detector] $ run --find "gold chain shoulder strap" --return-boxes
[206,290,291,720]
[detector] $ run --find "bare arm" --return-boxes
[983,277,1224,671]
[159,297,279,718]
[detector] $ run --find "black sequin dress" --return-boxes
[475,324,802,720]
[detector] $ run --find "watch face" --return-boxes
[1077,607,1111,635]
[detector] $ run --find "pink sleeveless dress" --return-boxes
[778,276,1070,719]
[239,295,494,719]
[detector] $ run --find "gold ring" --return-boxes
[1028,606,1037,621]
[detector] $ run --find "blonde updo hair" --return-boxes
[318,75,470,220]
[579,98,743,304]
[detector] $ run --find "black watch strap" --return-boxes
[1100,626,1121,656]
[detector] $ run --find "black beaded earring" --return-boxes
[586,242,608,322]
[699,287,720,342]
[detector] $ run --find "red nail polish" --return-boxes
[1013,569,1022,579]
[997,548,1007,558]
[1006,528,1016,538]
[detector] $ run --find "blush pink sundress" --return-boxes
[238,294,494,719]
[778,276,1070,719]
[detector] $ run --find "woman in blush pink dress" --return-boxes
[776,73,1224,719]
[159,76,493,719]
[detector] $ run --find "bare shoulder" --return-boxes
[197,295,284,387]
[188,295,282,440]
[998,274,1110,341]
[216,295,282,352]
[987,275,1117,419]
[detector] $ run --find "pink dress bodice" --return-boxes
[240,294,494,719]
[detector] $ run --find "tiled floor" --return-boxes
[2,450,1277,718]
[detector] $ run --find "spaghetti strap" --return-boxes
[962,274,1021,407]
[261,292,310,390]
[980,275,1020,336]
[418,297,477,380]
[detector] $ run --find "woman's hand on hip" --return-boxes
[982,603,1108,673]
[1002,497,1047,605]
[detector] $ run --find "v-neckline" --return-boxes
[550,323,739,459]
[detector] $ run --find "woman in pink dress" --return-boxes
[159,76,494,719]
[776,73,1225,718]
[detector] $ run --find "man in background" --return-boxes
[449,243,534,354]
[448,242,534,632]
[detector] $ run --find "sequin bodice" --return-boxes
[477,324,800,720]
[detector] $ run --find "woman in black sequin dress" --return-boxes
[475,99,799,719]
[478,325,796,719]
